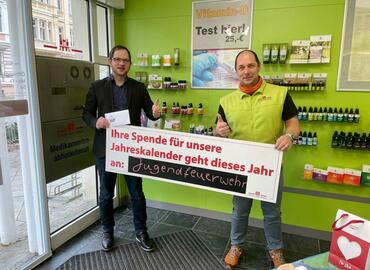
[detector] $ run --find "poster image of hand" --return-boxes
[192,49,240,89]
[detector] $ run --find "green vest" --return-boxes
[220,81,287,144]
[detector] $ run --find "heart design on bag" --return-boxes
[337,235,362,260]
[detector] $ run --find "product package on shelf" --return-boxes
[327,167,344,184]
[312,168,328,182]
[289,40,310,63]
[361,165,370,186]
[308,35,331,63]
[343,169,362,186]
[148,74,162,89]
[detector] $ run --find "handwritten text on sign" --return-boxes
[106,126,282,203]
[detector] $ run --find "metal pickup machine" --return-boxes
[36,56,95,183]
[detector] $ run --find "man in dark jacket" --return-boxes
[83,45,160,251]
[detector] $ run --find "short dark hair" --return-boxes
[108,45,131,62]
[234,49,261,70]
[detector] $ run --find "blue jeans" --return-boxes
[230,169,284,251]
[96,156,147,234]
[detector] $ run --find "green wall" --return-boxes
[114,0,370,233]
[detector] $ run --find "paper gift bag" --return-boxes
[328,209,370,270]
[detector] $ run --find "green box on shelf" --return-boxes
[361,164,370,186]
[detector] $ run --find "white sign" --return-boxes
[191,0,253,89]
[105,110,130,127]
[106,126,282,203]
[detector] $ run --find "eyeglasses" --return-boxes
[112,57,130,64]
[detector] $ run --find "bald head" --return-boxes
[234,49,260,70]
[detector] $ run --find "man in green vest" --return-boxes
[214,50,300,269]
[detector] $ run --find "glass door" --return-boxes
[0,0,51,269]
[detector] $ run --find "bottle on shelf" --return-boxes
[354,108,360,123]
[313,132,318,146]
[327,107,333,122]
[307,132,313,146]
[348,108,354,122]
[337,108,343,122]
[333,107,338,122]
[360,132,367,149]
[313,107,318,121]
[317,107,323,121]
[323,107,328,121]
[161,101,167,114]
[197,103,204,115]
[346,132,353,149]
[331,131,338,148]
[308,107,314,121]
[302,106,308,121]
[187,103,194,115]
[297,106,302,120]
[343,108,349,122]
[302,131,307,145]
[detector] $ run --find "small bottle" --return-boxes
[176,102,180,114]
[207,127,213,136]
[307,132,313,146]
[331,131,338,148]
[161,101,167,114]
[298,131,303,145]
[174,48,180,66]
[297,106,303,121]
[367,133,370,150]
[187,103,194,115]
[323,107,328,121]
[360,133,367,149]
[189,124,195,133]
[339,131,347,148]
[353,133,361,149]
[348,108,354,122]
[343,108,349,122]
[302,131,307,145]
[346,132,353,149]
[313,132,318,146]
[302,106,308,121]
[197,103,204,115]
[337,108,343,122]
[313,107,318,121]
[317,107,323,121]
[354,108,360,123]
[327,107,333,122]
[333,107,338,122]
[181,106,187,115]
[171,102,176,114]
[164,77,171,89]
[308,107,314,121]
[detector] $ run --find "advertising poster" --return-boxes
[106,126,282,203]
[191,0,253,89]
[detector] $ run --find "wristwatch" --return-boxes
[285,133,295,143]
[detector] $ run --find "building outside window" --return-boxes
[47,21,52,42]
[39,19,46,40]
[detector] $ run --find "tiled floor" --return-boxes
[35,206,330,270]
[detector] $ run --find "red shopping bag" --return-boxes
[328,209,370,270]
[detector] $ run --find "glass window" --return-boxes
[39,20,46,41]
[97,5,108,57]
[47,21,52,42]
[69,29,74,47]
[57,0,62,12]
[32,19,37,39]
[58,26,63,41]
[32,0,90,61]
[0,6,2,32]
